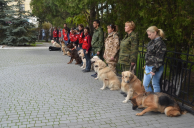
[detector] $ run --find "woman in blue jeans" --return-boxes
[82,27,92,72]
[143,26,167,92]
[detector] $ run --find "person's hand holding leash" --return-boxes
[150,72,155,76]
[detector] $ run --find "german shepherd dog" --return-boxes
[61,41,67,55]
[131,92,186,117]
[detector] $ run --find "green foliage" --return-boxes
[0,0,37,45]
[30,0,194,50]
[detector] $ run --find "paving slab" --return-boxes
[0,49,194,128]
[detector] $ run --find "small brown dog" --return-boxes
[121,71,145,103]
[131,92,186,117]
[94,60,121,90]
[67,48,82,65]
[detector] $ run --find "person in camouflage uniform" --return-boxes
[118,21,138,72]
[143,26,166,93]
[91,20,104,77]
[91,20,104,59]
[104,24,120,73]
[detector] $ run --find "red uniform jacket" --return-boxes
[79,32,84,44]
[70,33,75,42]
[62,29,68,41]
[58,31,61,37]
[53,30,58,38]
[82,33,92,51]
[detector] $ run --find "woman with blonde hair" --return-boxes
[118,21,138,72]
[103,24,120,73]
[143,26,166,92]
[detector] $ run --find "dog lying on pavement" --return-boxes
[131,92,186,117]
[51,40,61,48]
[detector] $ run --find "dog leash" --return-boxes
[143,67,153,89]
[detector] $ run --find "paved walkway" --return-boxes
[0,49,194,128]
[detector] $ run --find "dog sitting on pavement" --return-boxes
[121,71,145,103]
[91,56,101,71]
[61,41,68,55]
[131,92,186,117]
[67,46,82,65]
[78,49,86,69]
[94,60,121,90]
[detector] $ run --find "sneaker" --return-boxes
[91,73,97,77]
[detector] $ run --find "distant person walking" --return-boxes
[42,29,45,40]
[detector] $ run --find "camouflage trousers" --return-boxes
[107,62,117,74]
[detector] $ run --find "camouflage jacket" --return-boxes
[91,27,104,52]
[104,32,120,63]
[145,37,166,73]
[118,31,138,65]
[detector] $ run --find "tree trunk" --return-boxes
[89,4,96,35]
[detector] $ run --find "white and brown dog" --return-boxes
[51,40,61,48]
[78,49,86,69]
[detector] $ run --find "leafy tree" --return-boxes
[3,0,37,45]
[30,0,194,50]
[0,0,12,44]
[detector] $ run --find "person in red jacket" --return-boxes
[62,27,70,45]
[82,27,92,72]
[70,28,75,43]
[78,24,84,50]
[53,27,59,43]
[71,28,79,49]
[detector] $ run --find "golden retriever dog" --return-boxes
[61,41,67,55]
[131,92,186,117]
[78,49,86,69]
[94,60,121,90]
[51,40,61,48]
[91,56,101,72]
[121,71,145,103]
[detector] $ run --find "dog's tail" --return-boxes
[120,91,127,97]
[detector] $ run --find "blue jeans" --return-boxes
[143,65,164,92]
[83,49,91,71]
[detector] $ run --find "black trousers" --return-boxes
[54,37,59,43]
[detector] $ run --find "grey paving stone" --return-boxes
[0,49,194,128]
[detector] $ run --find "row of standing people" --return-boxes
[53,20,167,94]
